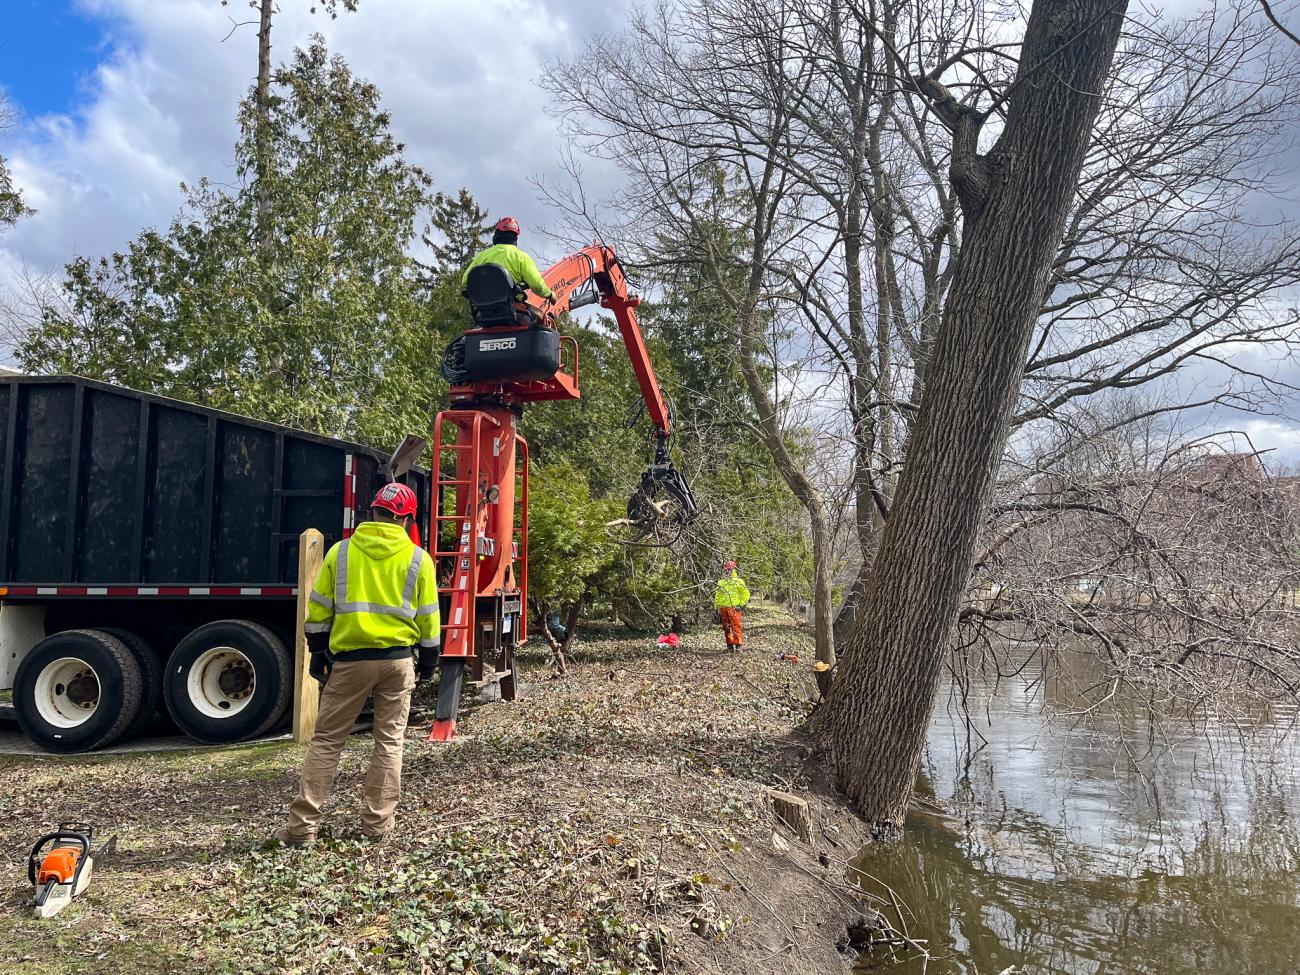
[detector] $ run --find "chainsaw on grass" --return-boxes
[29,823,95,918]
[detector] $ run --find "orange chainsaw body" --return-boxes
[29,824,95,918]
[36,845,83,885]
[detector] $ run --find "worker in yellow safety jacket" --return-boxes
[276,482,440,846]
[714,560,750,650]
[462,215,554,302]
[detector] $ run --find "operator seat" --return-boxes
[464,263,535,328]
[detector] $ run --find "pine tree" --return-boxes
[0,94,30,231]
[426,189,489,280]
[21,39,441,445]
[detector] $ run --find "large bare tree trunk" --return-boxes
[255,0,274,251]
[814,0,1130,831]
[836,106,901,651]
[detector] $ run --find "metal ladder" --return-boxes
[431,410,495,659]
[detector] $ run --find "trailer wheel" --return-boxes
[101,629,163,741]
[163,620,291,744]
[13,630,144,753]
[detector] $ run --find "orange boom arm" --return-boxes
[526,245,673,440]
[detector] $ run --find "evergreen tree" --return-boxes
[0,94,29,231]
[526,461,620,669]
[0,160,25,230]
[425,189,490,280]
[20,39,442,445]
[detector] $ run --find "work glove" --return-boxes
[416,646,438,685]
[309,650,332,684]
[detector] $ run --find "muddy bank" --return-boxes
[0,608,876,975]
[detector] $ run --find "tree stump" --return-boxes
[769,790,812,843]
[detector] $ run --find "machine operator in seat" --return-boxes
[462,216,555,320]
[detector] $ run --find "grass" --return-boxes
[3,930,187,975]
[0,607,871,975]
[220,829,669,974]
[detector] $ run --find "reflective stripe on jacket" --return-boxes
[714,571,750,609]
[304,521,440,654]
[460,243,554,298]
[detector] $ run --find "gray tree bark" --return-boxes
[254,0,274,251]
[813,0,1131,831]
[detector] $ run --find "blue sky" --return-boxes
[1,1,109,117]
[0,0,630,276]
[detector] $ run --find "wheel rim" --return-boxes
[187,646,256,719]
[34,657,100,729]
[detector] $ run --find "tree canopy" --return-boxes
[0,93,29,232]
[19,39,442,445]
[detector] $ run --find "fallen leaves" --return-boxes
[0,608,827,975]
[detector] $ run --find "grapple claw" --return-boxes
[607,458,699,547]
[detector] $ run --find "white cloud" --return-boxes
[0,0,631,297]
[1213,419,1300,466]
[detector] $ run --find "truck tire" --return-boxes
[13,629,144,753]
[163,620,292,744]
[101,628,163,742]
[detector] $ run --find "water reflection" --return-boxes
[853,659,1300,974]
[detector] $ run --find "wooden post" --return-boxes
[293,528,325,743]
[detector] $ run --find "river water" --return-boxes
[852,659,1300,974]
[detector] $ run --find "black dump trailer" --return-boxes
[0,376,430,752]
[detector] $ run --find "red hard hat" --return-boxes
[371,482,418,518]
[495,216,521,235]
[723,560,737,571]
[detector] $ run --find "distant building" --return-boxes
[0,364,20,376]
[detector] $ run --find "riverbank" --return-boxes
[0,607,877,975]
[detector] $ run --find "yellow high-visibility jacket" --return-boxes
[714,571,751,609]
[304,521,440,657]
[461,243,554,299]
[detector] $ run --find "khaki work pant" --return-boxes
[286,656,416,839]
[719,605,744,647]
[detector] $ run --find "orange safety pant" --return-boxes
[719,605,744,647]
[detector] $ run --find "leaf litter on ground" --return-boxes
[0,608,877,975]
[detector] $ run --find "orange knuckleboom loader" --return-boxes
[427,244,700,741]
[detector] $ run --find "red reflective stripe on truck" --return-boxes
[343,453,356,539]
